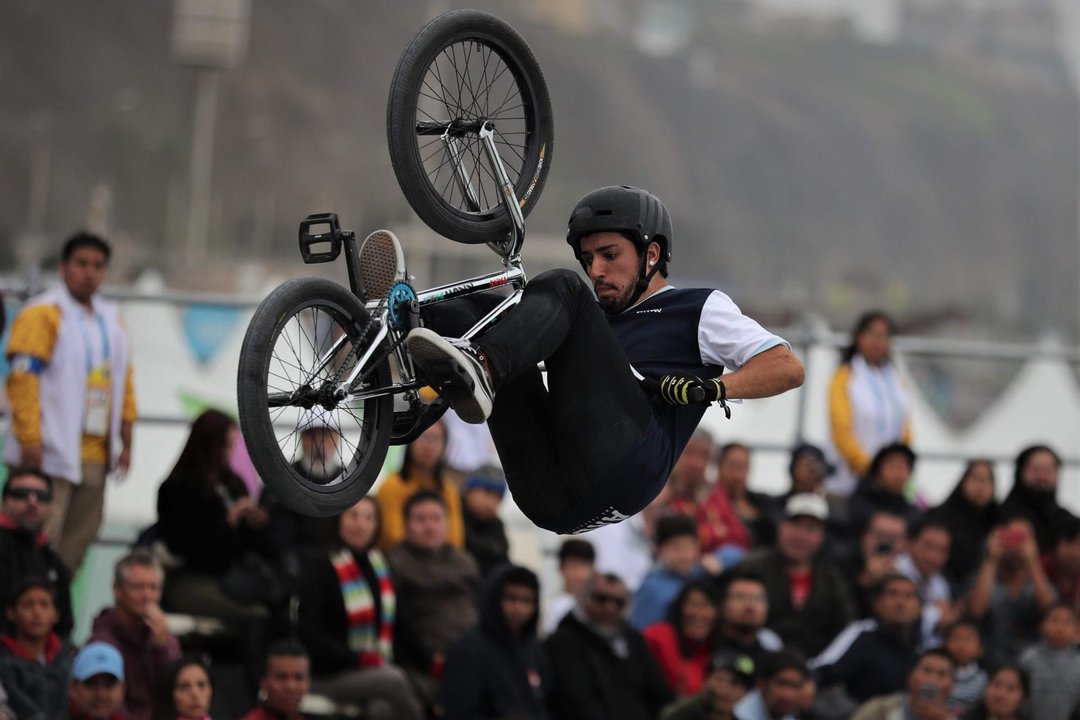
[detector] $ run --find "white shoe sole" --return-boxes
[359,229,406,300]
[406,328,493,424]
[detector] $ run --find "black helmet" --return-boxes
[566,185,673,273]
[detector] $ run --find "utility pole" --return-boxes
[172,0,250,266]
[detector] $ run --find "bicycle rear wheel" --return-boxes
[387,9,554,245]
[237,277,394,517]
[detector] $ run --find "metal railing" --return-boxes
[2,283,1078,464]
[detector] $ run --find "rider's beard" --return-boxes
[595,280,635,315]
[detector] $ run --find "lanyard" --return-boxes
[76,310,111,375]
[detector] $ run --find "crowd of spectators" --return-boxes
[2,246,1079,720]
[2,420,1078,719]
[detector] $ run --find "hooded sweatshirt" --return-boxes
[441,565,551,720]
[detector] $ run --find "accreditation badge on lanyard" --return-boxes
[81,313,112,438]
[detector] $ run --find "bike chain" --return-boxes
[323,295,409,406]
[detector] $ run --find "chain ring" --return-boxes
[387,282,418,331]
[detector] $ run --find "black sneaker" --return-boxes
[406,327,494,424]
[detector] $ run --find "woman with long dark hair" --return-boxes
[963,664,1029,720]
[642,579,721,698]
[375,420,464,549]
[157,409,268,577]
[1001,445,1070,554]
[828,311,912,498]
[152,656,213,720]
[297,496,421,720]
[155,409,271,683]
[929,460,999,590]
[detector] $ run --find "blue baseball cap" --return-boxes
[72,642,125,682]
[464,464,506,497]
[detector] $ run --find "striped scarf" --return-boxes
[330,547,395,662]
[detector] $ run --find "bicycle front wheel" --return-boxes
[237,277,394,517]
[387,9,554,245]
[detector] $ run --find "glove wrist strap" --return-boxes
[710,378,731,419]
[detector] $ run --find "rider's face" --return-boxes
[579,232,646,314]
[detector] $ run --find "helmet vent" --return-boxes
[595,209,612,216]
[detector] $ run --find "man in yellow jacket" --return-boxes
[4,233,136,574]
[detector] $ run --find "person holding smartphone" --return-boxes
[965,518,1056,666]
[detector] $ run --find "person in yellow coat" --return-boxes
[828,311,912,498]
[377,419,465,550]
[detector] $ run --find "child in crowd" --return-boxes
[1019,602,1080,720]
[0,577,74,720]
[543,539,595,635]
[631,515,707,630]
[460,464,510,579]
[943,619,987,716]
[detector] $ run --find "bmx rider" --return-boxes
[406,185,804,534]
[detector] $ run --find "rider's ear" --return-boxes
[646,241,661,267]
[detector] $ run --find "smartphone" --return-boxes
[1001,528,1025,547]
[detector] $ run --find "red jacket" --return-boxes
[696,487,750,553]
[642,622,713,697]
[240,705,304,720]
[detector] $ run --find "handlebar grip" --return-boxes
[639,376,708,405]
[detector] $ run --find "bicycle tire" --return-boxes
[387,9,554,245]
[237,277,394,517]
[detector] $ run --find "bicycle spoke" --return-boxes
[410,36,539,217]
[431,51,461,117]
[480,44,494,121]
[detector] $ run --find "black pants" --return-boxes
[424,269,665,533]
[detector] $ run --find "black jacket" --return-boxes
[297,547,390,677]
[814,620,922,703]
[545,611,673,720]
[0,525,73,638]
[442,566,551,720]
[462,504,510,580]
[156,471,265,574]
[738,547,855,658]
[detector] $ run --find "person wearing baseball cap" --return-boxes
[461,464,510,579]
[661,651,755,720]
[738,494,855,658]
[770,444,848,553]
[66,641,126,720]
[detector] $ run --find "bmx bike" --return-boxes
[236,9,554,516]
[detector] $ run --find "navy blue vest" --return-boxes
[607,287,724,472]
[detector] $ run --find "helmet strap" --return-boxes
[628,248,661,307]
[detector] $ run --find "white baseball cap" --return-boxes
[785,493,828,522]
